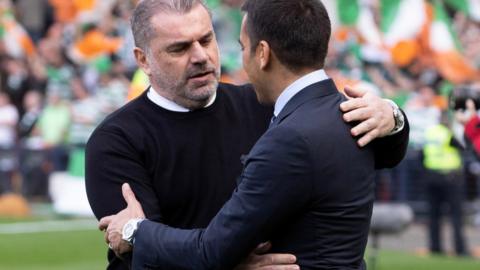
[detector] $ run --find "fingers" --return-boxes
[104,229,109,244]
[260,265,299,270]
[107,231,133,257]
[343,85,367,99]
[350,118,378,137]
[357,129,380,147]
[122,183,139,206]
[99,215,114,231]
[253,242,272,255]
[343,107,373,123]
[342,96,396,146]
[340,97,368,113]
[255,253,297,267]
[237,251,298,270]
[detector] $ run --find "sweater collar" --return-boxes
[147,86,217,112]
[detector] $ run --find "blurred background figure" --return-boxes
[35,90,70,173]
[423,112,469,256]
[0,91,18,194]
[395,85,441,202]
[17,90,49,201]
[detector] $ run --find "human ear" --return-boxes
[134,47,152,76]
[257,41,270,70]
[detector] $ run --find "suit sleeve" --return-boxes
[85,128,163,269]
[371,110,410,169]
[132,126,312,270]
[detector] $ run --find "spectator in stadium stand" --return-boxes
[396,85,441,201]
[34,90,71,172]
[0,91,19,194]
[0,57,32,115]
[423,112,469,256]
[86,0,408,269]
[17,90,50,200]
[69,75,101,147]
[37,39,76,101]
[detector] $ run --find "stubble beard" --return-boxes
[151,67,220,110]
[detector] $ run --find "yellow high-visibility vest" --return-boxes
[423,124,462,172]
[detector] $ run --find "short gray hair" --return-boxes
[131,0,208,51]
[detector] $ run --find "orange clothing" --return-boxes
[48,0,77,23]
[74,0,96,11]
[74,29,122,59]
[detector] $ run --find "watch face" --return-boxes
[124,224,134,238]
[123,221,136,241]
[122,219,143,243]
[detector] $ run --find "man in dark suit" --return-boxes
[99,0,408,269]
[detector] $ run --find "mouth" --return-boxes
[188,70,215,81]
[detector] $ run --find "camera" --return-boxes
[450,85,480,110]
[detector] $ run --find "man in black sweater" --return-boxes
[86,0,408,269]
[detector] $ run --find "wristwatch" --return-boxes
[385,99,405,135]
[122,218,144,245]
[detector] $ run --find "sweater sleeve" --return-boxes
[85,128,163,221]
[370,110,410,169]
[85,127,163,270]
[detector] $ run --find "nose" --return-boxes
[190,42,209,65]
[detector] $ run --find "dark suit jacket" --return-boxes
[132,80,377,269]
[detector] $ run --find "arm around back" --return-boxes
[132,126,312,270]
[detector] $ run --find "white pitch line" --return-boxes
[0,219,98,234]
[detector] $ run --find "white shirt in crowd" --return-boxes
[0,104,19,148]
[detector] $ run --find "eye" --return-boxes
[200,35,213,47]
[238,40,245,51]
[170,45,188,53]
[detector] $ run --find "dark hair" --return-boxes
[131,0,208,51]
[241,0,331,71]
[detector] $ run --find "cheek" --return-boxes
[241,51,249,70]
[208,46,220,65]
[157,58,187,78]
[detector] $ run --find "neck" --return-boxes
[269,67,318,104]
[151,84,210,111]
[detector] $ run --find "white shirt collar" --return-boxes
[274,69,329,117]
[147,86,216,112]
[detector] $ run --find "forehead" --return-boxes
[150,4,213,46]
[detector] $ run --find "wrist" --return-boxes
[384,99,405,136]
[122,218,145,246]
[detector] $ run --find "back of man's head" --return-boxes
[131,0,207,51]
[241,0,331,72]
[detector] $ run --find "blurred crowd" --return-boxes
[322,0,480,256]
[322,0,480,208]
[0,0,135,200]
[0,0,479,254]
[0,0,480,258]
[321,0,480,229]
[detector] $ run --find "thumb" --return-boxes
[253,241,272,255]
[98,215,114,231]
[343,85,367,99]
[122,183,139,207]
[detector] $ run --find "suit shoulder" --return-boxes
[281,92,351,141]
[260,124,310,152]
